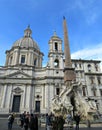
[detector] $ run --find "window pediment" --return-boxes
[12,87,23,93]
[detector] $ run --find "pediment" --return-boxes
[6,71,31,78]
[12,87,23,93]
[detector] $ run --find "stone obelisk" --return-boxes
[63,17,76,85]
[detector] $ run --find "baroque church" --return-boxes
[0,19,102,115]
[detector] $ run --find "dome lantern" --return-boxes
[24,25,32,37]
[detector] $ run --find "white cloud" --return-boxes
[62,0,100,25]
[71,43,102,70]
[77,0,99,24]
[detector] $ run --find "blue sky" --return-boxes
[0,0,102,69]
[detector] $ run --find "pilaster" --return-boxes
[45,84,50,113]
[1,84,7,108]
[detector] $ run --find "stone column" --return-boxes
[30,52,32,65]
[22,85,27,108]
[60,55,64,69]
[8,84,13,112]
[50,56,54,68]
[31,85,35,110]
[12,51,16,65]
[29,84,32,111]
[39,56,42,67]
[49,43,53,51]
[50,83,54,104]
[45,83,50,113]
[59,42,62,51]
[30,52,33,66]
[24,84,31,112]
[42,84,45,109]
[1,84,7,108]
[37,58,39,67]
[31,53,34,66]
[14,49,20,65]
[17,49,20,64]
[28,52,31,65]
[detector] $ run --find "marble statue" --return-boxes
[51,81,97,120]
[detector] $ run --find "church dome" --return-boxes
[12,26,40,50]
[5,26,43,67]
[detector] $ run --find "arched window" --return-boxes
[54,59,59,68]
[87,64,91,72]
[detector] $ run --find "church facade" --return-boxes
[0,23,102,115]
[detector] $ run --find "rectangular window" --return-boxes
[56,88,60,95]
[35,101,40,112]
[21,55,25,63]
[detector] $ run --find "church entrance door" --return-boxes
[35,101,40,113]
[12,95,21,112]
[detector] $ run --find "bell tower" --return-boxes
[48,31,64,69]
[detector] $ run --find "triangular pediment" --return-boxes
[12,87,23,93]
[5,71,31,78]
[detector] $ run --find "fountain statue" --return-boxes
[51,81,97,120]
[51,17,97,120]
